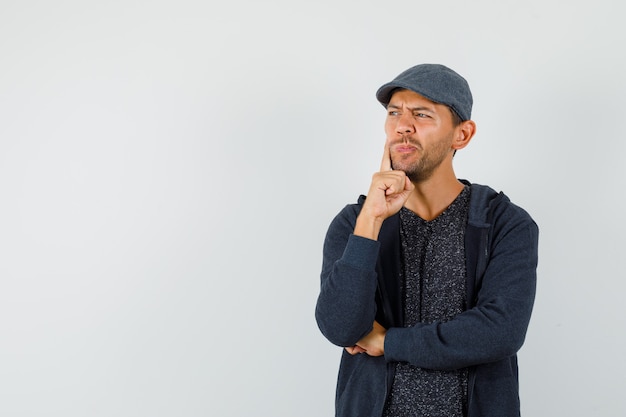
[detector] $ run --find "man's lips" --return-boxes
[395,145,418,153]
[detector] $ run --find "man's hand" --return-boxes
[345,321,387,357]
[354,142,414,240]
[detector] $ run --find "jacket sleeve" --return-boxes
[315,204,382,347]
[384,204,539,371]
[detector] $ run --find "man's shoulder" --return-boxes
[465,181,536,229]
[327,198,364,232]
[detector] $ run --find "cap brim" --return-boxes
[376,82,443,109]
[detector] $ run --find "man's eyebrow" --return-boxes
[387,104,435,112]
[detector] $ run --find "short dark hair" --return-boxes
[449,106,463,127]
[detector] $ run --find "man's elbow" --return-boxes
[315,306,373,347]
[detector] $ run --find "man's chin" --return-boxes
[391,160,415,174]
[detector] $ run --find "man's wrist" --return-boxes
[354,213,384,240]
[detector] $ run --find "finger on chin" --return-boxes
[380,142,392,172]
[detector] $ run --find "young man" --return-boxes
[315,64,538,417]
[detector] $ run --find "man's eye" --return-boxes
[388,111,399,116]
[415,113,428,118]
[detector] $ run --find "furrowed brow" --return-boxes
[386,103,435,113]
[408,106,435,113]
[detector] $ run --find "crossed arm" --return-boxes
[326,142,411,358]
[344,320,386,356]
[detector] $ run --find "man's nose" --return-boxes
[396,112,415,134]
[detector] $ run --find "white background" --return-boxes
[1,0,624,416]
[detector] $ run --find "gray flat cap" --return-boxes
[376,63,473,121]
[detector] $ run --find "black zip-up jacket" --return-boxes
[315,182,539,417]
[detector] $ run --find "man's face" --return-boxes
[384,89,457,182]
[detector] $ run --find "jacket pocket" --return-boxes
[470,358,520,417]
[336,353,388,417]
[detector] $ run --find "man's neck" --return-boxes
[403,176,465,221]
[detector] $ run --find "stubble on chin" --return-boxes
[391,156,428,182]
[391,149,445,183]
[402,162,433,183]
[389,131,455,182]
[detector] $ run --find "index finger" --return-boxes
[379,141,392,172]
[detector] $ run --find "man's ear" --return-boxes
[452,120,476,151]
